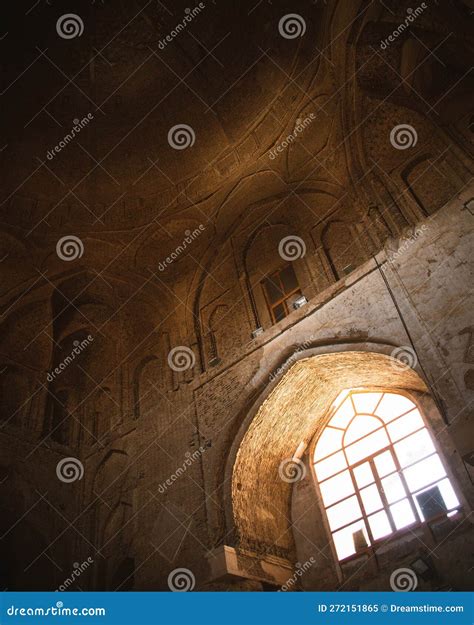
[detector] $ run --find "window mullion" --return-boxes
[347,464,375,547]
[370,457,396,533]
[390,447,422,524]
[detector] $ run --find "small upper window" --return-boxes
[313,390,461,562]
[262,265,303,323]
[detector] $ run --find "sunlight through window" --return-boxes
[314,390,460,561]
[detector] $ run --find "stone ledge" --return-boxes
[205,545,293,586]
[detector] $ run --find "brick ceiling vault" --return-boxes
[231,351,427,556]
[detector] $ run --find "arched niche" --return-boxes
[225,344,474,588]
[204,304,229,365]
[321,221,366,281]
[132,356,160,421]
[244,223,312,330]
[192,235,250,372]
[132,355,171,435]
[401,155,457,217]
[89,386,114,444]
[225,348,430,559]
[43,387,71,446]
[90,449,134,590]
[93,449,130,502]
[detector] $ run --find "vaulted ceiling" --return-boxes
[1,0,472,318]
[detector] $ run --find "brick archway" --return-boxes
[229,350,427,559]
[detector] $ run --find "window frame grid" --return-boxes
[313,389,462,563]
[261,265,302,324]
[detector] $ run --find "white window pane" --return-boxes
[352,392,382,415]
[346,429,390,465]
[360,484,383,514]
[353,462,374,488]
[319,470,354,507]
[413,479,459,520]
[374,450,396,477]
[314,427,343,461]
[329,396,354,429]
[387,409,424,442]
[332,520,370,560]
[315,450,346,481]
[344,415,382,445]
[381,472,406,503]
[403,454,446,492]
[368,510,392,540]
[390,498,416,529]
[326,495,362,531]
[436,478,460,510]
[375,393,416,423]
[394,429,436,468]
[331,389,350,411]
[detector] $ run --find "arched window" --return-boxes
[313,390,461,562]
[261,264,303,323]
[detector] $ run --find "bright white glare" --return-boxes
[314,390,461,561]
